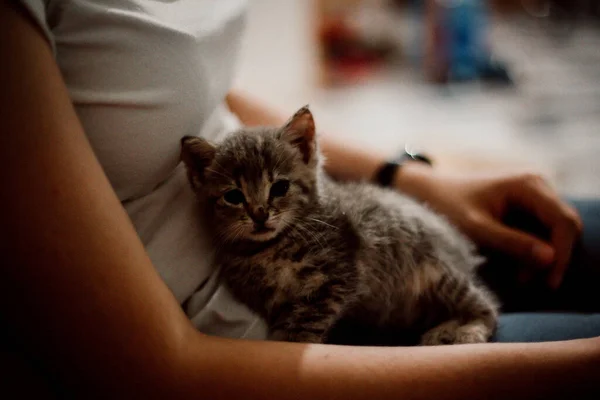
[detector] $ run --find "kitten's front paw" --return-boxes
[270,329,325,343]
[420,320,462,345]
[421,320,490,345]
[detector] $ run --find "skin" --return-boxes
[0,1,597,398]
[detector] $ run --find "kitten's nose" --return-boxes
[250,207,269,225]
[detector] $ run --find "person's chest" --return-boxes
[48,0,247,201]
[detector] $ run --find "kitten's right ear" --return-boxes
[180,136,216,190]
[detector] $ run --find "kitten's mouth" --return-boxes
[252,226,275,235]
[249,225,278,241]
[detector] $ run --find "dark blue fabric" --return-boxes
[485,199,600,342]
[494,313,600,342]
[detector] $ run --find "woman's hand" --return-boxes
[396,163,583,289]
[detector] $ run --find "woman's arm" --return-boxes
[1,2,598,398]
[0,1,192,394]
[178,336,600,400]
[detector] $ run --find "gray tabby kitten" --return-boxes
[181,106,499,345]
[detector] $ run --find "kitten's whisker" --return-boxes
[304,217,338,230]
[289,226,311,248]
[217,221,246,245]
[306,222,332,248]
[295,222,326,251]
[231,226,244,244]
[281,214,310,247]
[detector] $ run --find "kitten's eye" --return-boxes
[223,189,245,205]
[270,180,290,198]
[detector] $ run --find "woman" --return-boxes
[1,0,598,397]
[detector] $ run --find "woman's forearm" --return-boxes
[168,333,599,400]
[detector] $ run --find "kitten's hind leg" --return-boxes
[421,274,499,346]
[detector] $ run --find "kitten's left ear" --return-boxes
[279,105,316,164]
[180,136,216,190]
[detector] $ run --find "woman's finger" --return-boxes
[469,213,555,266]
[547,207,581,289]
[507,175,582,288]
[518,269,534,284]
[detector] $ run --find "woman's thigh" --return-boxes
[480,198,600,313]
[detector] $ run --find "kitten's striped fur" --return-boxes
[182,107,499,345]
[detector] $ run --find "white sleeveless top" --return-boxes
[19,0,268,340]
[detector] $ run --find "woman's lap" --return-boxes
[483,198,600,342]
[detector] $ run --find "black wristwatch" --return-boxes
[374,147,433,187]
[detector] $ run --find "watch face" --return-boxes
[404,143,421,157]
[403,144,433,166]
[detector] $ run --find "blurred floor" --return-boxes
[235,0,600,198]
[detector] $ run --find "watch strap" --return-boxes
[374,151,432,187]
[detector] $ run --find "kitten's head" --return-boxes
[181,106,319,245]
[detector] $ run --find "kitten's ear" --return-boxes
[180,136,216,190]
[279,105,316,164]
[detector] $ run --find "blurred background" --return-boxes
[234,0,600,197]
